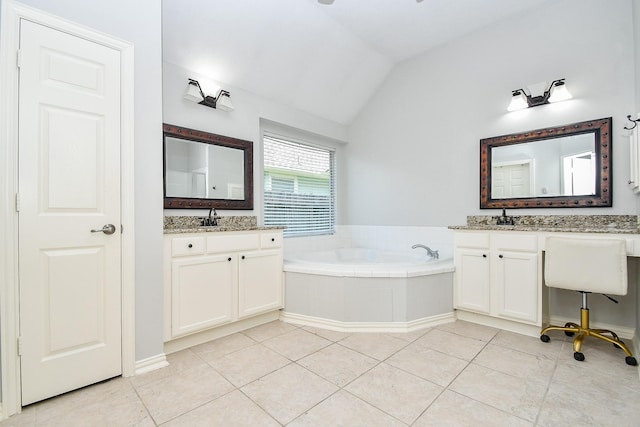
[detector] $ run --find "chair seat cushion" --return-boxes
[544,237,627,295]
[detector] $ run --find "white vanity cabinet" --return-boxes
[454,231,540,327]
[164,230,283,341]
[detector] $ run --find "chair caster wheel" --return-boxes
[626,356,638,366]
[564,331,575,337]
[540,334,550,343]
[574,352,585,362]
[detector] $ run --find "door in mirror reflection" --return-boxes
[562,151,595,196]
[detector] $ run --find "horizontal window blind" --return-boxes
[263,133,335,237]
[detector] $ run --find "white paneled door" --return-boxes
[18,20,122,405]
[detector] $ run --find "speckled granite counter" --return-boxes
[164,215,284,234]
[449,215,640,234]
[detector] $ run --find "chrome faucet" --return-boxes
[412,244,439,259]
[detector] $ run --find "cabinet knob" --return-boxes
[271,238,275,242]
[188,243,193,248]
[499,254,504,258]
[228,257,231,262]
[482,254,487,258]
[242,255,246,260]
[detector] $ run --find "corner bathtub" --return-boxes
[282,248,455,332]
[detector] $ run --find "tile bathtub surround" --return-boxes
[6,320,639,426]
[461,214,640,233]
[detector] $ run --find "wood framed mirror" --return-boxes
[163,123,253,209]
[480,117,612,209]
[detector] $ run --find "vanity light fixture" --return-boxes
[184,78,235,112]
[507,78,572,112]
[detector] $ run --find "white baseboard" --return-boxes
[134,353,169,376]
[279,311,455,333]
[455,311,542,337]
[548,315,635,340]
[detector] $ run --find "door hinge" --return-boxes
[16,49,21,68]
[17,336,23,356]
[15,193,20,212]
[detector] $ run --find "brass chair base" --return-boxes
[540,308,638,366]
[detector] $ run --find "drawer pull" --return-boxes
[271,238,275,242]
[499,254,504,259]
[188,243,193,248]
[242,255,246,260]
[482,254,487,258]
[228,257,231,262]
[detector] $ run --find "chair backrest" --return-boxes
[544,237,627,295]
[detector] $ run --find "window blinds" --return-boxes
[263,133,335,237]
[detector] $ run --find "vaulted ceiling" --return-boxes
[162,0,552,124]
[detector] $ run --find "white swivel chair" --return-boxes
[540,237,637,366]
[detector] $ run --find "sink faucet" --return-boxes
[412,244,439,259]
[202,208,220,226]
[496,208,515,225]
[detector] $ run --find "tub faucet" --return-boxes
[412,244,439,259]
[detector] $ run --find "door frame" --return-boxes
[0,0,136,417]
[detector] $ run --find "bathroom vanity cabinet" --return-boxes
[454,231,540,327]
[163,230,284,341]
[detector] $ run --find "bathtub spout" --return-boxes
[412,244,439,259]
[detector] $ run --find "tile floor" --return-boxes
[2,319,640,426]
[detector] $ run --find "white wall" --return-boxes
[7,0,165,361]
[162,61,349,220]
[346,0,637,226]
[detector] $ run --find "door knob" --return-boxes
[91,224,116,235]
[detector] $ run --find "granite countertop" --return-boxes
[448,215,640,235]
[163,215,284,234]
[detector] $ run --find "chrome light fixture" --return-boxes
[184,78,234,112]
[507,78,572,112]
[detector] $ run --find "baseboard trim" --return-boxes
[548,315,635,340]
[279,311,455,333]
[455,311,542,337]
[134,353,169,376]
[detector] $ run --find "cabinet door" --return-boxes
[238,250,283,318]
[171,255,235,337]
[454,248,490,314]
[494,251,538,323]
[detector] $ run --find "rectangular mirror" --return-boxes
[480,117,612,209]
[163,123,253,209]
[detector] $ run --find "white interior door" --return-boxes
[492,163,531,198]
[18,19,122,405]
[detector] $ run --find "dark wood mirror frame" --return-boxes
[163,123,254,209]
[480,117,612,209]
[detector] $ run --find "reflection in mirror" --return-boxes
[165,137,245,200]
[480,117,612,209]
[490,134,595,199]
[163,124,253,209]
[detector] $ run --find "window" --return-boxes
[263,133,335,237]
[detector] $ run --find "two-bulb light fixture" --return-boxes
[507,79,572,112]
[184,78,234,112]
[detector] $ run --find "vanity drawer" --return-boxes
[261,232,282,248]
[172,236,206,257]
[207,233,260,253]
[492,233,537,252]
[454,232,490,249]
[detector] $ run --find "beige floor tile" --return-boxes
[297,343,378,387]
[436,320,499,342]
[38,388,153,427]
[208,343,290,387]
[288,390,407,427]
[190,332,256,362]
[33,377,133,422]
[538,362,640,426]
[386,343,468,387]
[413,390,533,427]
[163,390,279,427]
[136,363,234,424]
[414,329,487,361]
[0,405,36,427]
[385,328,431,342]
[242,320,299,342]
[241,363,338,425]
[302,325,352,342]
[491,329,564,360]
[449,363,548,422]
[130,349,207,389]
[262,328,332,361]
[345,363,443,424]
[473,343,556,381]
[338,333,409,360]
